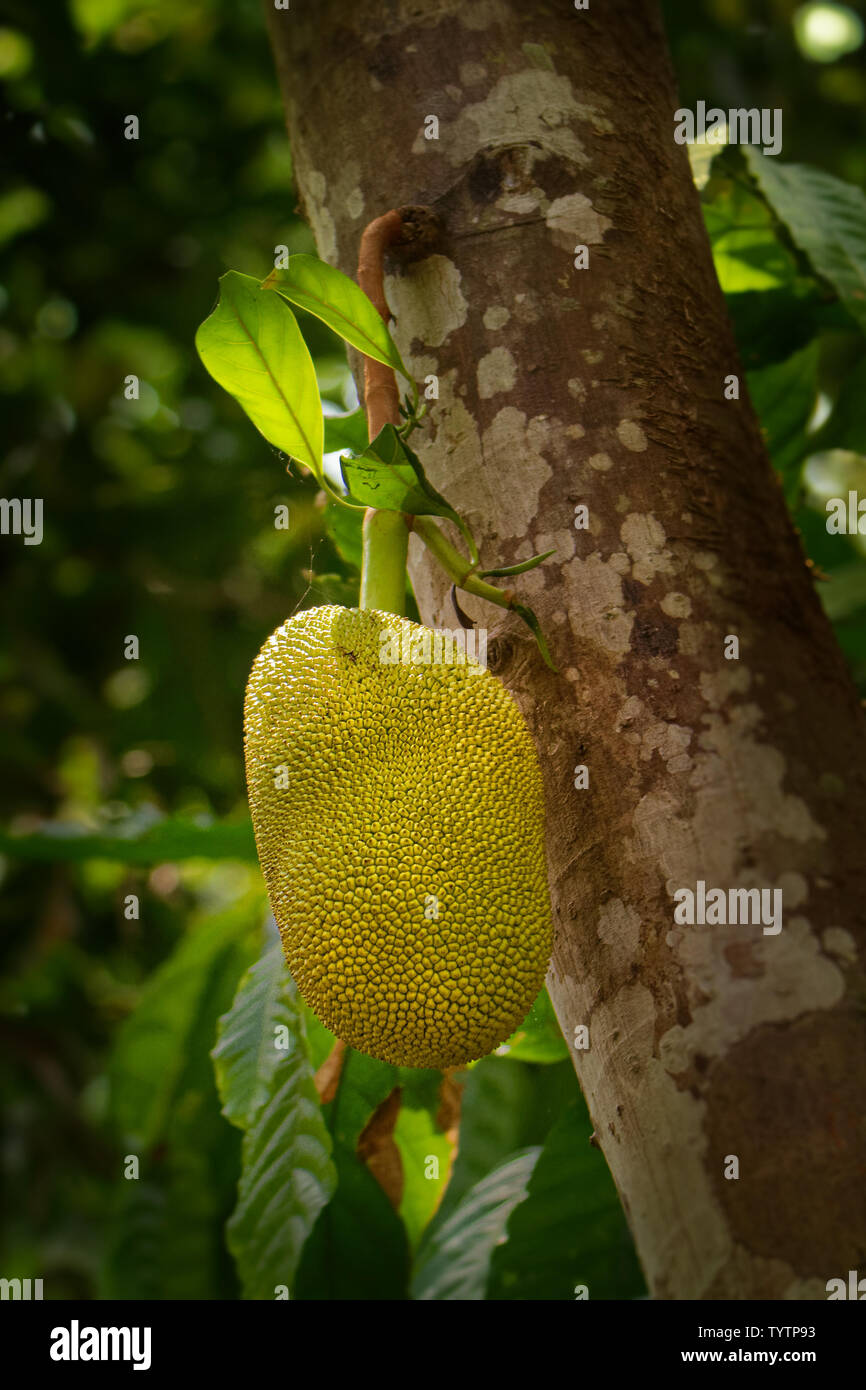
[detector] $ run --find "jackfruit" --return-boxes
[244,604,552,1069]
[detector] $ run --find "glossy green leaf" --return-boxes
[341,423,478,562]
[214,944,337,1298]
[266,254,409,377]
[410,1150,539,1300]
[323,405,368,455]
[195,270,323,475]
[294,1144,410,1299]
[745,149,866,333]
[487,1099,646,1300]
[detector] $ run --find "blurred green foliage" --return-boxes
[1,0,865,1300]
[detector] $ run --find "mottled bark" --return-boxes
[267,0,866,1298]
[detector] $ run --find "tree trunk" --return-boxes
[267,0,866,1298]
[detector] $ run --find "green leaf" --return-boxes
[479,549,555,579]
[212,941,296,1131]
[104,903,261,1298]
[744,149,866,334]
[299,1002,339,1073]
[341,423,479,563]
[0,814,257,865]
[266,254,409,377]
[325,495,364,573]
[323,1047,399,1153]
[110,902,262,1147]
[195,270,323,475]
[428,1057,581,1232]
[703,168,800,292]
[102,1120,241,1300]
[747,340,821,504]
[103,1179,169,1299]
[725,287,825,371]
[497,986,569,1064]
[511,601,556,671]
[486,1099,646,1300]
[410,1150,539,1300]
[216,945,337,1298]
[393,1069,453,1249]
[294,1144,410,1299]
[290,1044,409,1297]
[323,406,368,456]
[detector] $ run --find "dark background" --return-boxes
[1,0,864,1296]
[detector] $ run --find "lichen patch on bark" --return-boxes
[418,70,600,167]
[384,256,468,348]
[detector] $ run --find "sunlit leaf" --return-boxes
[195,270,323,475]
[0,186,50,248]
[393,1069,454,1249]
[266,254,409,377]
[703,170,799,292]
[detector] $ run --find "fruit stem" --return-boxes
[412,516,514,610]
[360,509,409,615]
[357,209,412,617]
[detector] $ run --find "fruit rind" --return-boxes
[244,605,553,1069]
